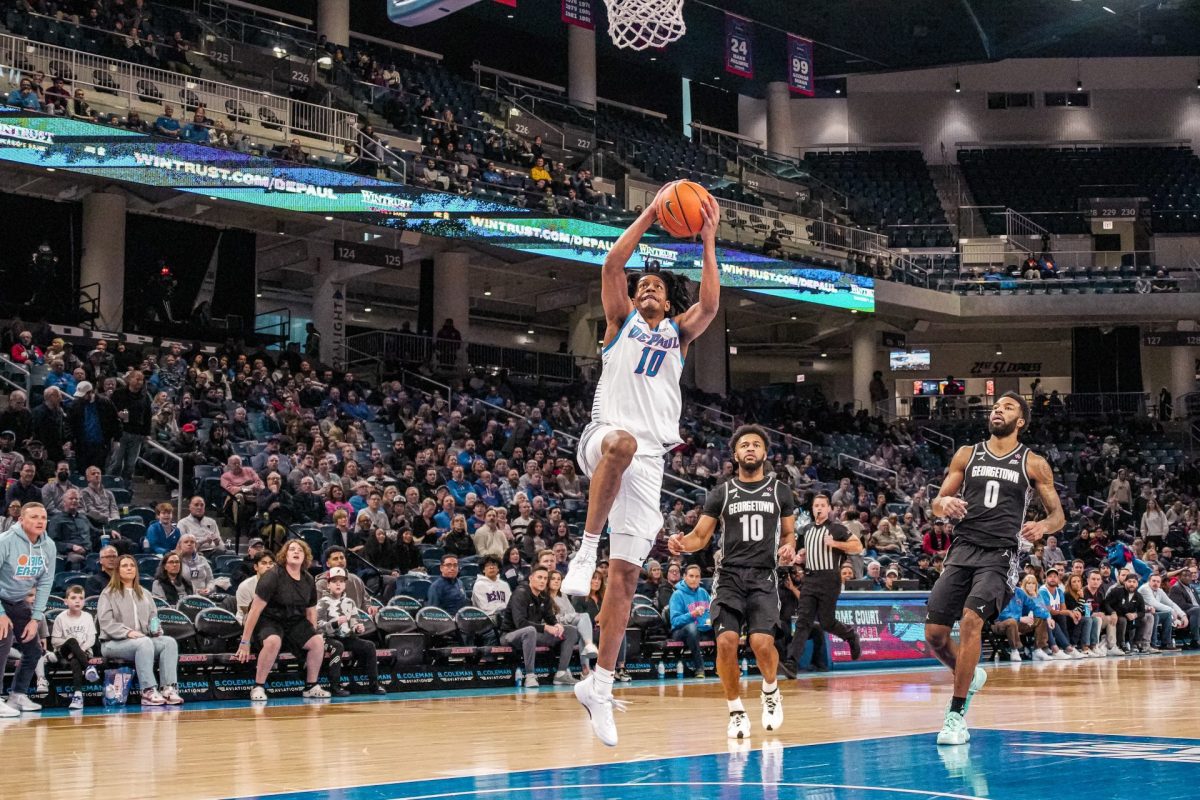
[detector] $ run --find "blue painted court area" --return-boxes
[232,729,1200,800]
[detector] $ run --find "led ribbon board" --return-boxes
[0,109,874,312]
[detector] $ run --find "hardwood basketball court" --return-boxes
[6,655,1198,800]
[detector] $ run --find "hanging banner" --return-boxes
[561,0,594,29]
[724,13,754,79]
[493,0,516,7]
[787,34,814,96]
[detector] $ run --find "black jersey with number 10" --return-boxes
[701,476,795,570]
[953,441,1034,550]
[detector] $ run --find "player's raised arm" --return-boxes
[675,194,721,347]
[1021,453,1066,542]
[600,186,672,333]
[668,514,717,556]
[930,445,974,520]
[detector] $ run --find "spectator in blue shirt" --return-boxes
[445,465,472,506]
[432,494,456,531]
[45,360,76,398]
[426,554,467,616]
[155,105,182,138]
[340,391,371,421]
[456,441,477,470]
[473,470,502,507]
[145,502,181,555]
[669,564,713,678]
[994,580,1052,661]
[181,111,210,144]
[7,79,42,110]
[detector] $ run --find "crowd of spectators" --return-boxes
[1,308,1199,702]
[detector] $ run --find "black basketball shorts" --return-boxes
[925,540,1018,627]
[710,566,780,637]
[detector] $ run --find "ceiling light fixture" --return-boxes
[483,285,492,296]
[324,216,333,221]
[363,306,372,313]
[954,80,961,93]
[1076,79,1083,91]
[1102,5,1115,13]
[527,328,535,335]
[820,351,828,358]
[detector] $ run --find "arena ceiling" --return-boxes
[256,0,1200,120]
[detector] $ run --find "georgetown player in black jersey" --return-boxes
[668,425,796,740]
[925,392,1064,746]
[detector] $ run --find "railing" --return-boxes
[399,369,451,402]
[1003,208,1051,255]
[0,29,357,148]
[253,306,291,346]
[920,426,955,454]
[0,356,31,397]
[77,282,102,328]
[465,343,579,384]
[1047,392,1150,417]
[837,452,898,486]
[692,403,735,432]
[1087,495,1133,520]
[137,438,184,516]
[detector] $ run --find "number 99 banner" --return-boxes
[787,34,814,96]
[724,12,753,79]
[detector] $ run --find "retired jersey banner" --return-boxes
[787,34,814,96]
[493,0,516,7]
[561,0,593,29]
[724,13,753,79]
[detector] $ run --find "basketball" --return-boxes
[656,180,712,239]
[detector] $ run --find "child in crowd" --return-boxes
[316,567,385,697]
[50,585,101,710]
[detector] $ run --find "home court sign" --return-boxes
[969,360,1042,377]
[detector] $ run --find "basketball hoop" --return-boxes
[603,0,686,51]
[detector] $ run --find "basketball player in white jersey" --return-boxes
[566,183,721,747]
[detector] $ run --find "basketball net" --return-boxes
[604,0,686,51]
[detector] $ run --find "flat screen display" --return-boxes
[828,592,957,666]
[890,349,930,371]
[0,108,875,312]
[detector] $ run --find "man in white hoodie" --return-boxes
[471,556,510,625]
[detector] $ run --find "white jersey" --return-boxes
[589,309,684,456]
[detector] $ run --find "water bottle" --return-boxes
[514,666,524,687]
[656,660,665,679]
[741,657,749,675]
[675,659,684,678]
[100,534,110,550]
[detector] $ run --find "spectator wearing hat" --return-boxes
[230,538,268,590]
[316,566,386,697]
[882,567,903,590]
[0,430,23,485]
[66,381,121,472]
[922,520,951,557]
[10,331,43,366]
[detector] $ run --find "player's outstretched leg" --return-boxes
[562,430,636,597]
[715,630,749,739]
[749,632,782,732]
[575,556,640,746]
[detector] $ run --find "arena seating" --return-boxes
[958,145,1200,234]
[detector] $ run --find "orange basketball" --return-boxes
[656,180,712,239]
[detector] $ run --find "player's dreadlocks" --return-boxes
[626,260,692,316]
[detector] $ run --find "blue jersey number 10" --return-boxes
[634,346,666,377]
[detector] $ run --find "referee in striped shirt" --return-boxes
[787,493,864,669]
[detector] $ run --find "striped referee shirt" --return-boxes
[800,520,852,573]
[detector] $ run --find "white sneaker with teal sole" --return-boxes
[962,667,987,715]
[937,709,970,745]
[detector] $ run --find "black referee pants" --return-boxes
[789,571,855,663]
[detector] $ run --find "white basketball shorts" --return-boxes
[577,423,665,566]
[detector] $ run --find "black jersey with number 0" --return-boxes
[701,476,795,570]
[953,441,1033,550]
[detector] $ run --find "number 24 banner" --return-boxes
[724,13,753,79]
[787,34,814,96]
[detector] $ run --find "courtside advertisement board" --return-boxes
[828,592,958,666]
[0,109,873,311]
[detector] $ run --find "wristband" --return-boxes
[239,639,250,646]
